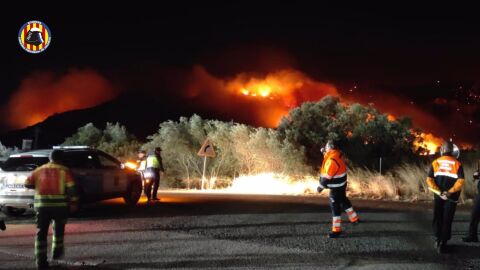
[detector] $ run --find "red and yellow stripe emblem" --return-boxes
[18,21,51,53]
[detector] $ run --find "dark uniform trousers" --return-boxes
[468,194,480,238]
[152,169,160,199]
[145,169,160,199]
[433,195,457,242]
[35,207,69,264]
[329,184,353,216]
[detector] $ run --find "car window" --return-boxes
[1,156,50,171]
[97,152,121,169]
[62,151,100,169]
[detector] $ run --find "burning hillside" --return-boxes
[186,66,451,154]
[1,65,472,153]
[3,69,117,129]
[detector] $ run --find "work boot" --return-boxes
[462,235,479,243]
[152,197,160,201]
[434,239,441,249]
[437,241,447,254]
[52,249,64,260]
[0,220,5,231]
[328,231,342,238]
[36,260,49,270]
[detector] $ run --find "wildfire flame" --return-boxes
[413,132,443,155]
[188,66,339,127]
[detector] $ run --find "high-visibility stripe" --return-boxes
[320,173,333,179]
[35,194,66,199]
[327,181,347,188]
[346,208,359,222]
[333,172,347,179]
[321,172,347,179]
[438,159,456,165]
[34,202,68,207]
[434,172,458,178]
[332,216,342,232]
[59,170,65,194]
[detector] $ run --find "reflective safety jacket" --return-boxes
[25,162,78,210]
[137,159,147,171]
[426,155,465,200]
[146,154,164,172]
[319,149,347,189]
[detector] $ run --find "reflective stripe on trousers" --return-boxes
[345,207,359,222]
[332,216,342,232]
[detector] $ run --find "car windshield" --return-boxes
[1,156,50,172]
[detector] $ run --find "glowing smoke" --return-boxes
[186,65,339,127]
[4,69,117,129]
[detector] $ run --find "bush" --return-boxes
[63,122,141,160]
[143,114,311,188]
[0,141,19,158]
[277,96,417,170]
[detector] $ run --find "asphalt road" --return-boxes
[0,191,479,270]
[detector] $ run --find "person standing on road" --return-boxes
[145,147,165,201]
[425,141,465,253]
[462,166,480,243]
[25,150,78,270]
[136,150,147,172]
[318,141,359,238]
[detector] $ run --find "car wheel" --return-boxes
[2,206,26,217]
[124,180,142,206]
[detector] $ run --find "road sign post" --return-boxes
[197,139,216,190]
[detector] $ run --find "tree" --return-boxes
[278,96,416,169]
[0,141,19,158]
[63,122,141,160]
[144,114,311,188]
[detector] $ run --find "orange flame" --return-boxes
[187,66,339,127]
[413,133,443,155]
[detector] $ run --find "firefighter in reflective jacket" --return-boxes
[426,141,465,253]
[136,150,147,172]
[318,141,359,238]
[25,150,78,270]
[145,147,165,201]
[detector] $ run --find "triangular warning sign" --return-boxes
[197,139,216,157]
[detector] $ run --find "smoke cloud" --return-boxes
[3,69,117,129]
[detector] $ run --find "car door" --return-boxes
[63,151,104,199]
[96,151,127,195]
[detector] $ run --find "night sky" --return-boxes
[1,3,479,143]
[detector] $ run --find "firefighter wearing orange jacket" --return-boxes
[318,141,359,238]
[25,150,78,270]
[426,141,465,253]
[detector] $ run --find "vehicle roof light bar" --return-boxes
[52,146,91,149]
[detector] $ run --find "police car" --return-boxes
[0,146,142,216]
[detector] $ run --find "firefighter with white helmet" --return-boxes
[426,141,465,253]
[318,140,359,238]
